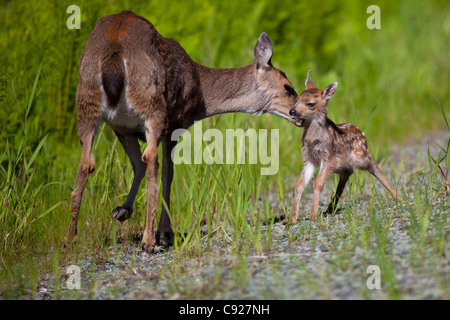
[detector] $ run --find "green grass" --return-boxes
[1,0,449,299]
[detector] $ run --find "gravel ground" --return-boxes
[35,130,450,300]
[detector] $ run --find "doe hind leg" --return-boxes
[67,127,97,242]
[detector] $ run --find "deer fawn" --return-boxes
[67,11,299,253]
[288,71,402,223]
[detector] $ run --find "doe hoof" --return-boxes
[141,242,168,254]
[111,206,132,222]
[156,231,174,249]
[141,242,154,254]
[141,232,157,254]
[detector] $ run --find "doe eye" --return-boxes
[307,103,316,108]
[284,85,296,96]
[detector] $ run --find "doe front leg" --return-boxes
[157,136,176,248]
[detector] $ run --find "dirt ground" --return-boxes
[34,130,450,300]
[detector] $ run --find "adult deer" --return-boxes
[66,11,300,253]
[288,71,402,223]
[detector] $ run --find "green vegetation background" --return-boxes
[2,0,449,145]
[0,0,449,297]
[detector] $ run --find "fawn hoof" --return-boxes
[285,219,296,228]
[284,222,293,230]
[287,212,299,226]
[111,206,133,222]
[323,207,342,216]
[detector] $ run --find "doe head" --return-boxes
[289,70,338,124]
[253,32,299,125]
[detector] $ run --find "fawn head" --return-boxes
[289,70,338,125]
[253,33,300,125]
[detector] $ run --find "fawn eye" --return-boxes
[307,103,316,108]
[284,85,296,96]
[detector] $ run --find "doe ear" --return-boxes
[323,82,338,100]
[254,32,273,68]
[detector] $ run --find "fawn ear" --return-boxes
[254,32,273,68]
[305,70,316,89]
[323,82,338,100]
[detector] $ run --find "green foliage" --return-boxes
[1,0,448,146]
[0,0,449,298]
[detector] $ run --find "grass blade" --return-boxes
[32,200,65,223]
[433,91,449,133]
[364,96,381,133]
[11,81,25,135]
[25,133,49,172]
[26,60,43,119]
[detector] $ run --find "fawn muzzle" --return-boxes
[289,107,305,127]
[289,107,300,118]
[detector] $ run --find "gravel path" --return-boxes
[35,130,450,300]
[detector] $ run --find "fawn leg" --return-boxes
[111,133,146,222]
[67,129,97,243]
[156,135,176,248]
[368,162,402,201]
[289,162,316,224]
[310,165,332,221]
[325,169,353,215]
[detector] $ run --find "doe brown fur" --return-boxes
[67,11,300,253]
